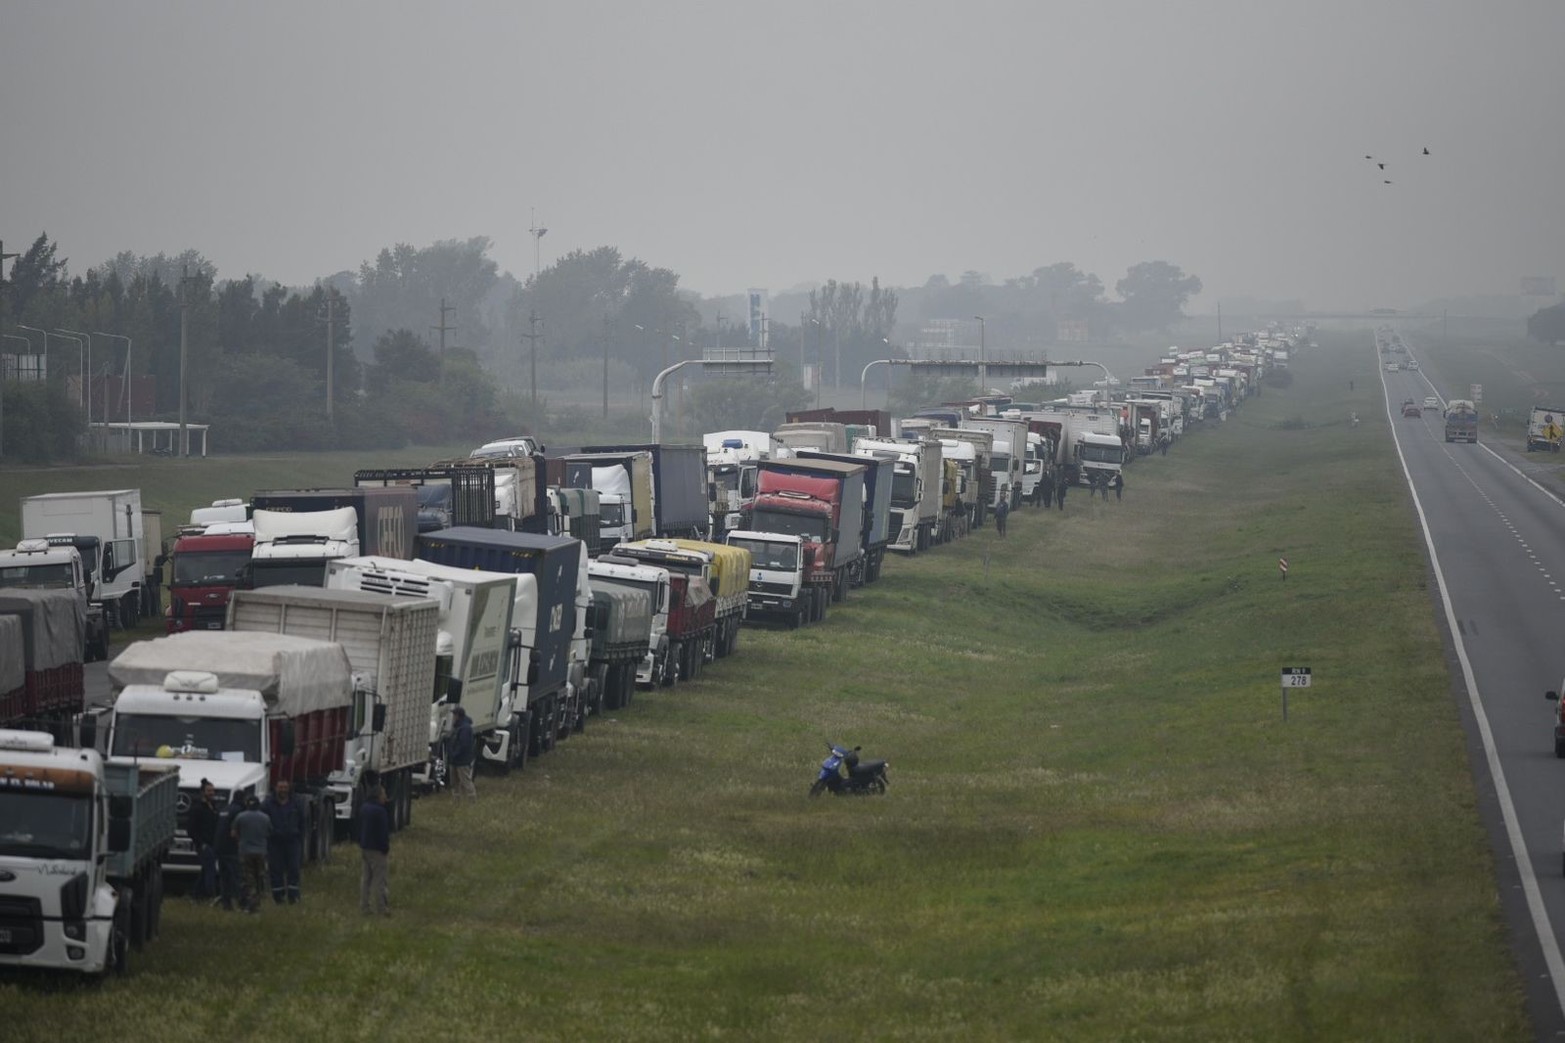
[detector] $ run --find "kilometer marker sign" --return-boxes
[1280,666,1310,721]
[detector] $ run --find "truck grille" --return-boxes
[0,895,43,955]
[750,581,795,595]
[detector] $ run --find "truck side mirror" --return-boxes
[278,721,296,758]
[76,713,98,751]
[372,704,387,732]
[107,818,131,854]
[447,679,464,705]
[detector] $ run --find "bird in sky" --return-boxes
[1378,162,1385,170]
[1365,154,1373,160]
[1383,179,1393,185]
[1422,147,1430,155]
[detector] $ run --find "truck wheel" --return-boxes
[129,879,148,951]
[528,711,546,756]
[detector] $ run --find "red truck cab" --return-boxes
[167,525,255,633]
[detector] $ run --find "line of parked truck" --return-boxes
[0,329,1302,978]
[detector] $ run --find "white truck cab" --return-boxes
[588,559,671,686]
[724,530,807,628]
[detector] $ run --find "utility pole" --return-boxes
[521,311,543,408]
[602,314,612,418]
[179,266,194,457]
[834,325,841,390]
[0,240,19,462]
[322,289,339,422]
[1216,302,1223,342]
[431,298,456,355]
[798,310,807,388]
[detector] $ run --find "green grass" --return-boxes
[0,333,1529,1041]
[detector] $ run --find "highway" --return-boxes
[1381,340,1565,1036]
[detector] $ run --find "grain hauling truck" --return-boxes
[21,489,151,629]
[0,589,87,735]
[325,555,536,778]
[0,540,108,661]
[249,487,417,589]
[227,586,439,832]
[588,559,676,687]
[353,467,496,533]
[723,531,809,627]
[106,632,355,872]
[614,538,752,661]
[0,730,178,977]
[587,584,652,711]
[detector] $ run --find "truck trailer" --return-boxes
[249,487,418,588]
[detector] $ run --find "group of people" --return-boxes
[1027,469,1125,514]
[187,775,393,917]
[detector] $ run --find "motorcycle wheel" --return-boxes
[808,780,826,798]
[871,777,888,795]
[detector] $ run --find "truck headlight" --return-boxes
[64,920,86,941]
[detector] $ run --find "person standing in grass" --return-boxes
[994,496,1009,537]
[448,706,476,799]
[232,795,272,914]
[359,785,391,917]
[188,779,220,901]
[263,779,307,904]
[1055,478,1068,511]
[214,789,245,910]
[1038,470,1054,509]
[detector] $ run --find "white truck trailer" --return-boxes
[227,585,440,831]
[21,489,149,629]
[852,437,942,553]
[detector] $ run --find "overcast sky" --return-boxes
[3,0,1562,311]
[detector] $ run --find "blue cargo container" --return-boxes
[415,527,579,699]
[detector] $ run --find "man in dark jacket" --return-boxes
[232,796,272,913]
[1038,471,1054,510]
[188,779,220,900]
[262,780,307,904]
[214,790,246,910]
[448,706,476,799]
[359,785,391,916]
[994,496,1009,537]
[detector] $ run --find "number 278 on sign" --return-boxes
[1281,668,1311,688]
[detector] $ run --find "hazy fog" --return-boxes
[2,0,1561,311]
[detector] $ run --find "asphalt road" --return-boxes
[1381,343,1565,1039]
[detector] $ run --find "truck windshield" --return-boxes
[729,538,799,571]
[249,561,328,588]
[749,509,828,541]
[0,792,93,859]
[0,562,74,588]
[172,550,252,587]
[1079,444,1123,464]
[890,468,918,506]
[991,453,1013,473]
[112,713,262,763]
[599,502,626,527]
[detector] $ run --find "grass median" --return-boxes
[0,333,1527,1041]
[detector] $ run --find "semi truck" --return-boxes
[1526,406,1564,452]
[416,528,593,750]
[326,555,536,779]
[576,443,710,541]
[962,416,1028,510]
[0,539,109,661]
[703,430,776,541]
[0,589,87,735]
[249,487,418,588]
[772,422,849,456]
[21,489,150,629]
[106,632,355,872]
[852,436,943,554]
[796,450,893,584]
[614,539,752,661]
[549,486,602,556]
[563,449,654,550]
[784,408,892,450]
[227,586,440,832]
[166,523,254,634]
[433,455,551,533]
[0,730,178,977]
[588,559,676,687]
[723,531,809,627]
[587,584,653,710]
[751,458,866,608]
[933,428,995,528]
[353,467,496,533]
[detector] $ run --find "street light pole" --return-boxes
[974,315,987,393]
[0,333,33,461]
[59,328,92,434]
[20,326,82,414]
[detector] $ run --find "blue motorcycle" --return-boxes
[809,743,889,797]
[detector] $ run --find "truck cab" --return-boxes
[166,523,255,634]
[703,432,770,541]
[725,530,808,627]
[0,729,177,977]
[588,559,672,687]
[0,539,109,661]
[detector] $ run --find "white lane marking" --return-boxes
[1380,336,1565,1017]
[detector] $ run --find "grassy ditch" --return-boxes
[0,334,1527,1041]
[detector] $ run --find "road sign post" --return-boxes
[1278,557,1288,581]
[1280,666,1311,720]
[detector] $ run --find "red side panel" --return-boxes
[268,706,350,789]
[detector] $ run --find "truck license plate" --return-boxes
[205,621,222,630]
